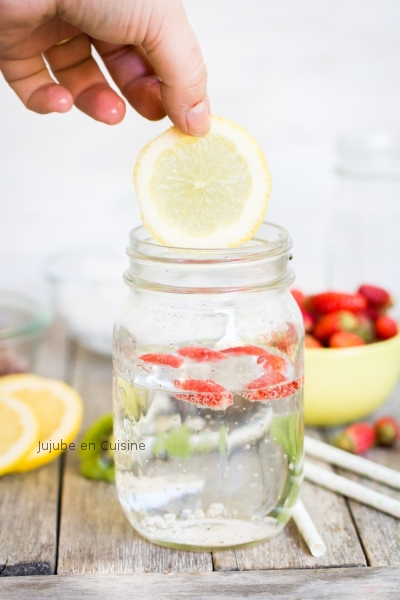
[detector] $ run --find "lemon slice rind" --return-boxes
[0,394,38,476]
[134,116,271,248]
[0,374,83,471]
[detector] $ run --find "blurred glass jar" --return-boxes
[113,223,304,551]
[328,133,400,306]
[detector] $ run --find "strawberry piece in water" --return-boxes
[308,292,367,315]
[375,315,399,340]
[177,347,227,362]
[139,353,184,368]
[173,379,233,410]
[222,345,269,357]
[245,374,300,401]
[256,353,287,374]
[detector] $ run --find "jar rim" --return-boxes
[127,222,292,265]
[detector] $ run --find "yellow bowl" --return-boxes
[304,333,400,426]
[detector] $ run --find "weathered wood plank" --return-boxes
[0,567,399,599]
[214,430,366,571]
[57,345,213,574]
[330,385,400,567]
[0,322,68,576]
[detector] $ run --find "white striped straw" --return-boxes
[304,462,400,519]
[304,436,400,490]
[292,500,326,557]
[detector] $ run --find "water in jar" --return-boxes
[113,344,303,551]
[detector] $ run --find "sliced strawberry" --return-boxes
[245,376,301,401]
[308,292,367,315]
[256,353,287,373]
[221,345,269,357]
[177,347,227,362]
[375,315,398,340]
[173,379,233,410]
[139,353,183,368]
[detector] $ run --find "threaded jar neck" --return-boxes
[124,223,294,294]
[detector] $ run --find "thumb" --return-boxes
[143,0,210,136]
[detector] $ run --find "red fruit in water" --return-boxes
[375,315,398,340]
[139,353,183,368]
[222,345,270,357]
[374,416,400,446]
[256,353,287,373]
[335,423,376,455]
[308,292,367,315]
[313,311,358,342]
[177,347,227,362]
[301,309,314,333]
[291,289,306,309]
[304,334,322,348]
[245,374,300,401]
[173,379,232,410]
[357,284,392,310]
[329,331,365,348]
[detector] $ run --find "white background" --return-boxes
[1,0,400,303]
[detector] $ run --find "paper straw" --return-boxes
[304,462,400,519]
[304,436,400,490]
[292,500,326,557]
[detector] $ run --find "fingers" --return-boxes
[0,53,73,114]
[92,41,166,121]
[143,0,210,135]
[44,34,125,125]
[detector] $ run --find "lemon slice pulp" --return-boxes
[0,374,83,471]
[134,116,271,248]
[0,394,38,476]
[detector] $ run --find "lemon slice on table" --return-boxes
[0,394,38,476]
[0,374,83,472]
[133,116,271,248]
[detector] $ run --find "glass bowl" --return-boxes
[0,292,51,375]
[46,246,128,356]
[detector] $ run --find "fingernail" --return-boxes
[186,101,210,137]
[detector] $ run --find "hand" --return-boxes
[0,0,210,135]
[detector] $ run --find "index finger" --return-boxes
[143,0,210,136]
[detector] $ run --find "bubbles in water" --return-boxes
[237,464,243,471]
[245,444,250,450]
[254,473,259,478]
[289,463,294,470]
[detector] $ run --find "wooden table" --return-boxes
[1,324,399,599]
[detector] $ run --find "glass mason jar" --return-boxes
[113,223,304,551]
[328,133,400,307]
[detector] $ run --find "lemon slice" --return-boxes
[0,374,83,471]
[133,116,271,248]
[0,394,38,476]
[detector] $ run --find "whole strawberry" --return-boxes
[335,423,376,455]
[313,310,358,343]
[291,289,306,309]
[308,292,367,315]
[358,284,392,311]
[329,331,365,348]
[375,315,398,340]
[374,416,400,446]
[304,334,322,348]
